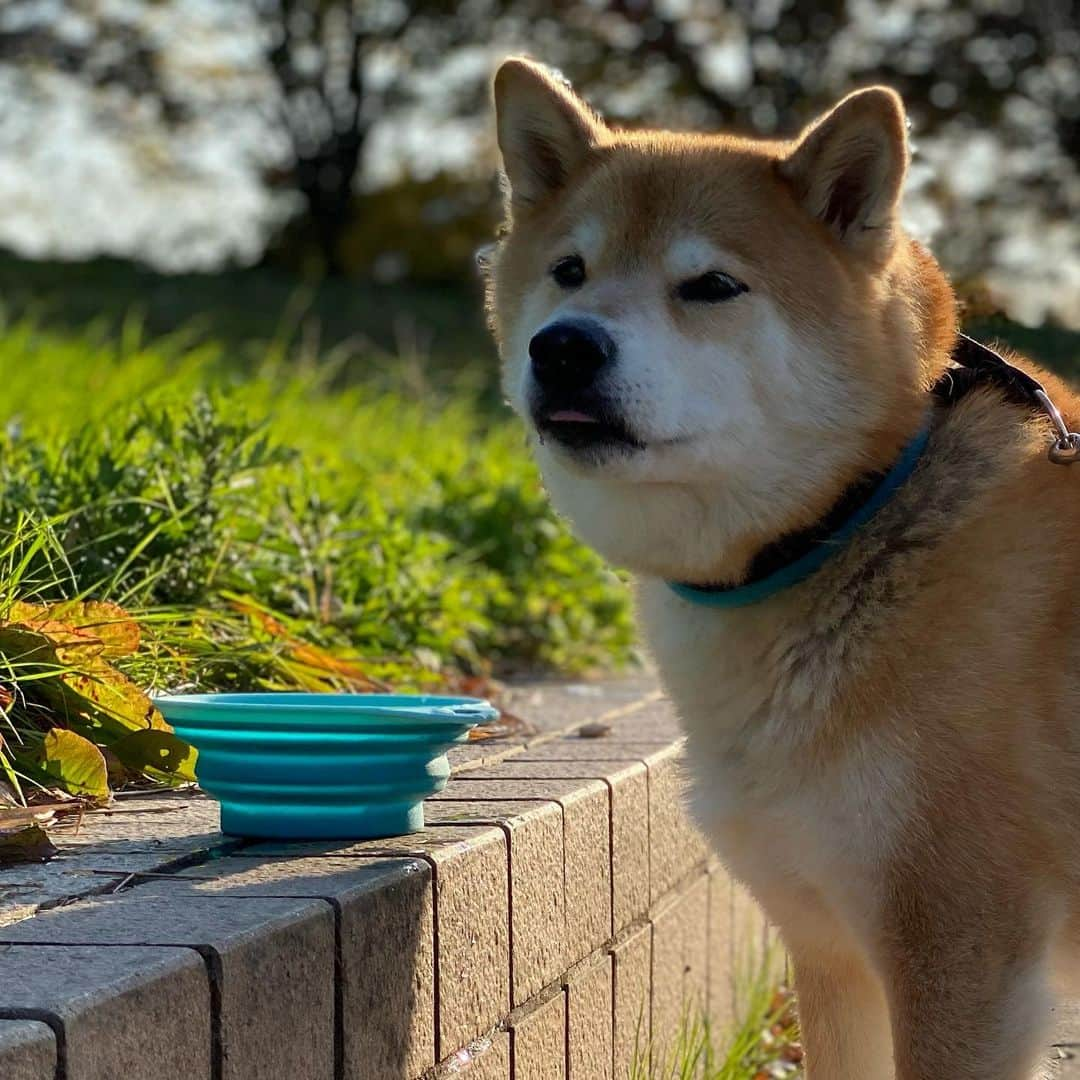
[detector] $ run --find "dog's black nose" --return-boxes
[529,321,614,393]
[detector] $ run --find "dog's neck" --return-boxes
[668,417,932,604]
[668,333,1050,607]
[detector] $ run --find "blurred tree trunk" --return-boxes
[265,0,370,276]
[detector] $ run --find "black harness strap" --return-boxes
[933,332,1050,409]
[934,332,1080,463]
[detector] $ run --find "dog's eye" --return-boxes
[551,255,586,289]
[676,271,748,303]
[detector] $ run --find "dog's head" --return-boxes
[486,59,955,583]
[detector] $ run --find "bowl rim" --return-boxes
[154,691,498,724]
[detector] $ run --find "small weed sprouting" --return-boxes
[628,940,801,1080]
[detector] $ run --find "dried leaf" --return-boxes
[229,597,289,638]
[442,673,503,699]
[0,822,57,865]
[287,642,389,690]
[110,729,197,785]
[102,745,131,786]
[7,600,140,657]
[37,729,109,799]
[52,601,140,657]
[19,799,84,818]
[60,660,167,733]
[0,623,62,670]
[0,806,56,828]
[0,618,164,749]
[467,709,532,742]
[229,595,391,692]
[6,614,106,665]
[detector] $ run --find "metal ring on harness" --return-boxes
[951,335,1080,467]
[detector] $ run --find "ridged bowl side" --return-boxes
[157,693,494,840]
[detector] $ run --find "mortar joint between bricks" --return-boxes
[0,1006,67,1080]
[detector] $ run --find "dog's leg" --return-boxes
[884,892,1054,1080]
[792,947,895,1080]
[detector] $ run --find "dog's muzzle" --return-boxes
[527,319,643,455]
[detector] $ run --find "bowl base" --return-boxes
[219,800,426,840]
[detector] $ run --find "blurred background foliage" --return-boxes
[0,0,1076,332]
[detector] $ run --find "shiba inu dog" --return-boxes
[485,57,1080,1080]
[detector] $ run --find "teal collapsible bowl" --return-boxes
[155,693,497,840]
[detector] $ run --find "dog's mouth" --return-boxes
[533,406,645,454]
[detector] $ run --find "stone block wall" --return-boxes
[0,683,778,1079]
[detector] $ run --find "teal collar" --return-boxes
[667,419,932,609]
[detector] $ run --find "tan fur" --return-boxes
[487,58,1080,1079]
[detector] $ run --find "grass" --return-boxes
[3,254,1079,393]
[1,256,1079,805]
[0,301,636,804]
[630,944,801,1080]
[0,254,501,409]
[0,310,636,668]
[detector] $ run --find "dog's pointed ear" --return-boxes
[494,58,603,211]
[780,87,909,260]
